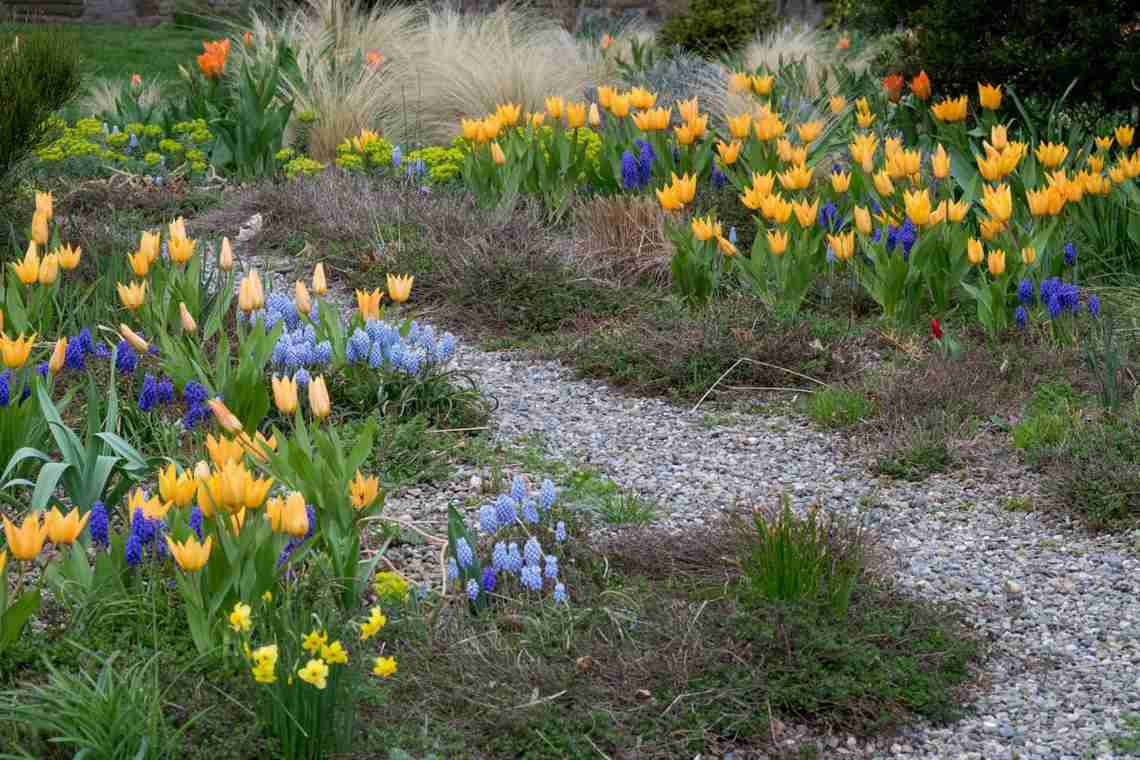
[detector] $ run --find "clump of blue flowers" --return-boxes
[620,140,655,190]
[1013,277,1100,328]
[345,319,456,377]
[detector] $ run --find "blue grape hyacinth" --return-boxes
[553,582,568,604]
[520,564,542,591]
[455,537,474,568]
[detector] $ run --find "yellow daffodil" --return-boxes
[727,112,752,139]
[3,513,47,560]
[1114,124,1133,148]
[238,270,265,312]
[791,197,819,228]
[981,183,1013,223]
[690,215,721,242]
[766,228,789,255]
[320,640,348,665]
[967,238,984,266]
[251,645,278,683]
[298,658,329,689]
[271,375,298,415]
[166,534,213,572]
[44,506,90,545]
[360,607,387,640]
[219,237,234,271]
[308,375,331,420]
[229,602,252,633]
[1021,246,1037,266]
[372,656,397,678]
[0,332,36,369]
[56,243,81,270]
[13,242,39,285]
[716,139,741,166]
[35,191,52,221]
[168,235,196,265]
[987,248,1006,276]
[931,95,968,122]
[1035,141,1068,168]
[356,288,382,320]
[302,629,328,654]
[977,83,1002,110]
[903,188,932,226]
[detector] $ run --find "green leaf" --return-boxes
[0,589,41,651]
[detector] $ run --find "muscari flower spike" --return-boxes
[524,536,542,566]
[555,520,567,544]
[478,504,498,534]
[88,500,109,549]
[520,563,542,591]
[466,578,480,600]
[455,537,474,568]
[522,500,539,525]
[553,582,568,604]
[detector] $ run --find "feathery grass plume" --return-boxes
[80,76,164,120]
[738,25,876,103]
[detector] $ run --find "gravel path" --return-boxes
[418,341,1140,760]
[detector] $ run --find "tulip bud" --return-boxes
[119,324,149,353]
[194,460,212,482]
[588,103,601,127]
[31,211,49,246]
[308,375,331,420]
[180,302,198,333]
[312,262,327,295]
[967,238,984,266]
[37,252,59,285]
[207,399,244,433]
[853,206,872,235]
[131,73,142,87]
[295,280,312,316]
[219,237,234,271]
[490,142,506,166]
[48,337,67,374]
[1021,246,1036,266]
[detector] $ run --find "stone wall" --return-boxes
[2,0,177,23]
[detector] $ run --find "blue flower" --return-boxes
[1047,294,1063,319]
[1017,278,1035,306]
[510,475,526,502]
[466,578,480,600]
[294,368,311,386]
[138,374,158,412]
[637,140,655,186]
[1014,306,1028,328]
[125,532,144,567]
[524,536,542,566]
[494,495,518,526]
[157,377,174,404]
[183,380,208,406]
[555,520,567,543]
[455,537,474,568]
[88,501,109,549]
[77,328,95,355]
[728,226,737,245]
[478,504,498,534]
[35,362,48,378]
[522,500,539,524]
[314,341,333,365]
[481,566,497,593]
[1088,294,1101,317]
[492,542,509,571]
[539,479,556,511]
[64,338,86,371]
[1,370,15,407]
[391,145,402,168]
[621,150,641,190]
[189,506,204,541]
[711,166,727,188]
[520,563,542,591]
[1064,241,1077,267]
[115,341,137,374]
[506,542,523,574]
[543,555,559,579]
[553,582,568,604]
[818,201,840,231]
[446,557,459,581]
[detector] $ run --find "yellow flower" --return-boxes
[544,96,565,120]
[238,430,276,463]
[56,243,81,270]
[238,270,265,312]
[671,173,697,204]
[597,86,616,109]
[716,235,737,256]
[48,337,67,374]
[1026,186,1065,216]
[44,506,90,545]
[475,115,501,143]
[206,434,245,468]
[250,645,278,683]
[849,133,878,173]
[947,198,970,222]
[166,534,213,572]
[490,141,506,166]
[967,238,984,266]
[797,120,823,144]
[0,332,36,369]
[35,191,53,221]
[633,107,671,131]
[1021,246,1037,266]
[750,73,774,95]
[565,101,587,129]
[31,210,49,246]
[828,230,856,262]
[873,170,894,197]
[271,374,298,415]
[320,640,348,665]
[727,112,752,139]
[372,656,397,678]
[760,193,793,224]
[139,230,161,264]
[753,113,785,141]
[656,184,682,211]
[373,571,409,600]
[460,118,479,141]
[981,183,1013,223]
[674,122,697,146]
[977,83,1003,110]
[990,124,1008,151]
[229,602,252,633]
[778,163,813,191]
[903,188,932,226]
[1109,163,1127,184]
[791,197,819,228]
[312,262,327,295]
[1034,141,1068,168]
[766,228,789,255]
[360,607,387,640]
[0,550,5,575]
[169,217,187,240]
[856,109,876,129]
[35,251,60,286]
[208,399,244,434]
[728,71,751,93]
[829,95,846,114]
[298,658,329,689]
[242,471,273,510]
[350,470,381,510]
[608,93,630,118]
[716,140,741,166]
[3,513,46,560]
[286,491,311,536]
[356,288,383,320]
[1088,154,1104,173]
[853,205,872,235]
[987,248,1006,277]
[159,463,197,507]
[925,144,949,180]
[219,237,234,271]
[676,96,700,124]
[830,170,851,193]
[308,375,331,420]
[1095,135,1114,152]
[387,273,414,303]
[12,241,39,285]
[979,217,1004,241]
[117,324,147,354]
[180,302,198,333]
[1114,124,1133,148]
[302,629,328,654]
[931,95,968,122]
[168,235,196,265]
[495,102,521,126]
[690,215,721,242]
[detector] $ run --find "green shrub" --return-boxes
[658,0,777,55]
[0,29,82,191]
[807,386,872,428]
[1011,381,1080,458]
[848,0,1140,113]
[1043,413,1140,530]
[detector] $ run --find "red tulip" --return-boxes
[930,318,943,340]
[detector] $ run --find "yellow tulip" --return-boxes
[987,248,1006,277]
[460,118,479,141]
[596,86,615,110]
[716,235,737,257]
[166,535,213,572]
[312,262,327,296]
[760,193,793,224]
[308,375,331,420]
[609,93,630,118]
[56,243,81,270]
[1034,141,1069,168]
[727,112,752,139]
[778,163,813,191]
[159,463,197,508]
[48,337,67,374]
[206,434,244,468]
[544,96,565,120]
[716,139,741,166]
[750,73,774,95]
[1088,155,1104,173]
[830,170,851,193]
[279,491,309,536]
[903,188,932,226]
[1021,246,1037,266]
[633,107,671,132]
[243,472,273,510]
[384,273,413,304]
[977,83,1003,110]
[1095,135,1114,152]
[169,217,187,240]
[656,184,682,211]
[117,280,146,311]
[37,252,59,285]
[674,123,696,146]
[495,102,521,126]
[967,238,984,266]
[853,205,872,235]
[797,120,823,144]
[873,170,894,196]
[791,197,819,228]
[671,173,697,204]
[208,399,243,434]
[12,241,39,285]
[928,144,950,180]
[128,249,151,277]
[350,470,381,510]
[139,230,161,264]
[2,513,47,560]
[565,101,587,129]
[728,71,750,93]
[35,191,53,221]
[490,141,506,165]
[178,302,197,334]
[849,133,878,173]
[856,109,876,128]
[947,198,970,222]
[31,211,49,246]
[219,237,234,271]
[981,183,1013,223]
[829,95,846,114]
[676,96,700,124]
[753,113,786,141]
[1109,163,1127,184]
[119,324,148,353]
[1026,186,1063,216]
[979,217,1004,241]
[990,124,1009,151]
[0,332,36,369]
[238,270,265,313]
[43,505,89,545]
[931,95,968,122]
[169,235,196,265]
[766,228,789,255]
[356,289,383,320]
[1114,124,1133,148]
[690,215,721,242]
[828,230,856,262]
[271,375,298,415]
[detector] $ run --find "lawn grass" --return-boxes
[0,22,208,86]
